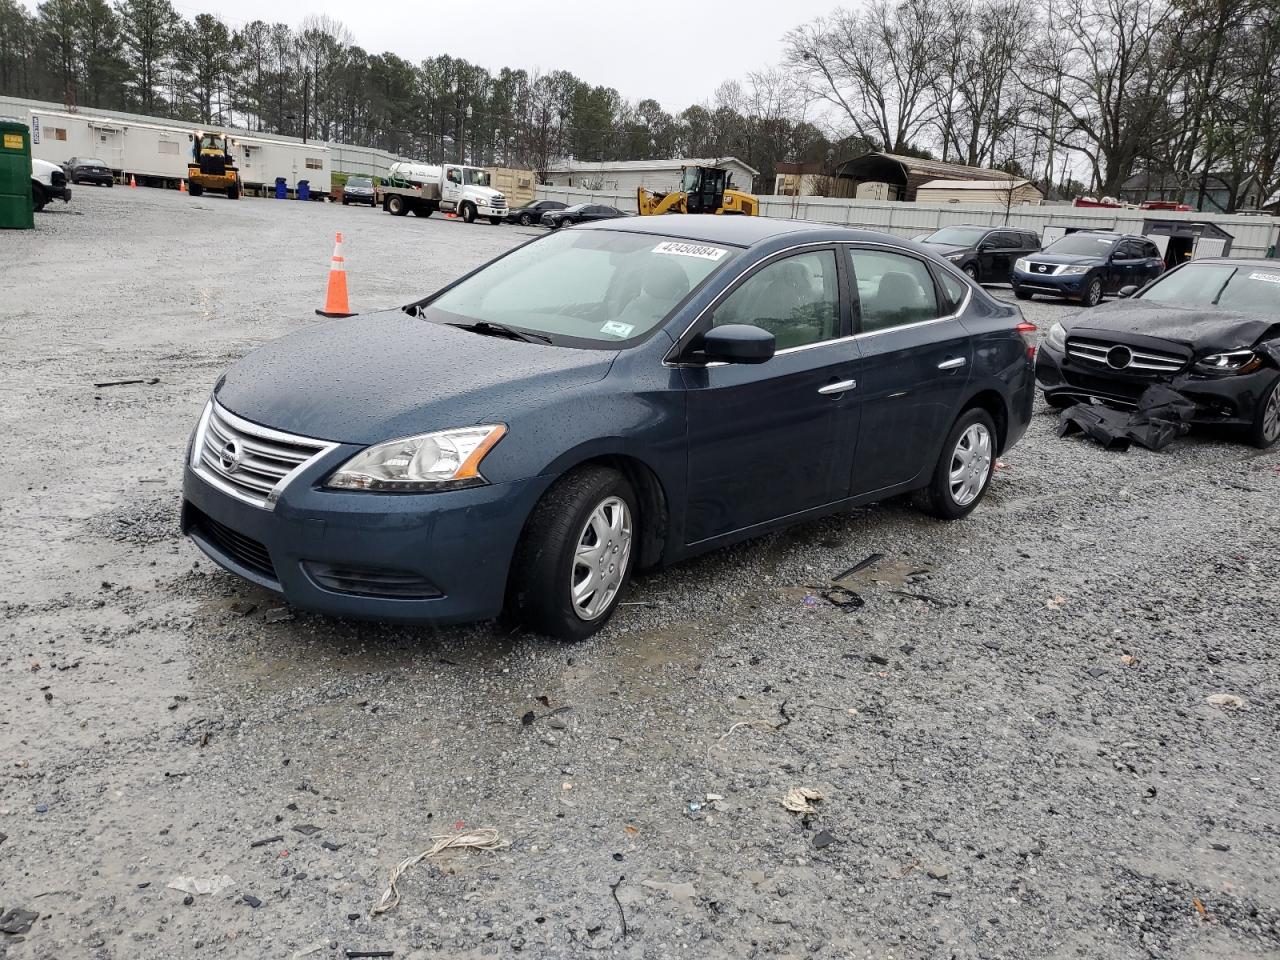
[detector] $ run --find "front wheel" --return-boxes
[461,202,477,223]
[519,213,533,226]
[914,407,997,520]
[489,216,502,225]
[32,183,47,212]
[507,466,637,641]
[226,182,240,200]
[1014,289,1032,301]
[188,182,204,197]
[1080,276,1103,307]
[1249,377,1280,449]
[963,264,979,282]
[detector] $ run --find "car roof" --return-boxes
[1176,257,1278,266]
[578,214,870,247]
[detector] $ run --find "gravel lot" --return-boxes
[2,187,1278,960]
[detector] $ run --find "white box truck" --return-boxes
[377,160,508,223]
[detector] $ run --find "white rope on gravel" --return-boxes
[371,828,505,915]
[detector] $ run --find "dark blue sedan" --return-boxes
[183,217,1036,639]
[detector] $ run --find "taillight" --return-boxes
[1016,322,1037,359]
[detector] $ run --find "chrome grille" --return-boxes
[1066,337,1187,373]
[192,402,334,509]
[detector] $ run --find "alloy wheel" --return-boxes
[949,423,993,507]
[571,496,633,621]
[1264,385,1280,443]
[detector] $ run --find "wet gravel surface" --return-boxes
[2,187,1278,960]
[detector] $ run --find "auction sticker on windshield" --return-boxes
[1249,272,1280,284]
[652,241,729,261]
[600,321,635,338]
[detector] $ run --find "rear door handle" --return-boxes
[937,357,967,371]
[818,379,857,395]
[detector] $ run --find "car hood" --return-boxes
[1064,299,1280,352]
[925,242,971,256]
[1028,252,1106,266]
[214,309,616,444]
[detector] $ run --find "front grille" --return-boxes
[189,506,277,581]
[194,402,333,509]
[1066,336,1187,374]
[305,562,442,599]
[1025,261,1063,276]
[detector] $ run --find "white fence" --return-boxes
[534,185,1280,259]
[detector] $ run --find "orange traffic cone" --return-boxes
[316,232,354,318]
[179,179,186,193]
[129,174,137,188]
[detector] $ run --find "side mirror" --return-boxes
[701,324,776,364]
[1118,285,1138,298]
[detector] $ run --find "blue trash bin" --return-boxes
[298,180,310,201]
[274,177,287,199]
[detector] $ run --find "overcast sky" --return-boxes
[149,0,838,113]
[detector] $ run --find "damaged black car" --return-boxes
[1036,258,1280,448]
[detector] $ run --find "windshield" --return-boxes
[423,229,738,347]
[1139,264,1280,316]
[1043,234,1118,256]
[922,226,987,246]
[83,158,107,167]
[464,168,490,187]
[347,177,372,188]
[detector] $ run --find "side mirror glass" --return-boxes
[700,324,776,365]
[1118,285,1138,298]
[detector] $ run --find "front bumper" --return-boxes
[1011,269,1088,298]
[76,173,113,185]
[476,204,507,217]
[182,455,550,625]
[1036,343,1277,426]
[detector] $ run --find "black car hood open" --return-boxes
[215,309,616,444]
[1065,299,1280,353]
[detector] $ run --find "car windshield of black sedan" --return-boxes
[923,226,986,245]
[1042,234,1117,256]
[423,229,737,347]
[347,177,372,188]
[1138,263,1280,315]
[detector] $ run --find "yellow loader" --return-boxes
[637,165,758,216]
[187,132,240,199]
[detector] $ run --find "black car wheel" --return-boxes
[1081,277,1103,307]
[1249,376,1280,449]
[507,465,637,641]
[31,182,47,212]
[489,216,502,225]
[1014,289,1032,300]
[963,264,979,282]
[342,197,349,205]
[519,213,533,226]
[914,407,997,520]
[548,219,561,229]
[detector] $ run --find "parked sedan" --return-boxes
[508,199,566,226]
[917,225,1041,283]
[1011,232,1164,306]
[341,176,376,206]
[182,217,1036,639]
[1036,258,1280,447]
[541,203,627,228]
[63,157,113,187]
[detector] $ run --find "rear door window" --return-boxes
[847,248,941,333]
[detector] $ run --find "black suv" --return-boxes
[1011,232,1165,306]
[917,225,1041,283]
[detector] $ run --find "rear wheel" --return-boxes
[914,407,997,520]
[1081,276,1103,307]
[412,204,431,217]
[387,195,406,216]
[1249,376,1280,449]
[507,466,637,641]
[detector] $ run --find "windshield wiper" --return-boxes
[445,321,552,344]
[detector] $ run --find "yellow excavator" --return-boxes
[637,165,758,216]
[187,131,240,199]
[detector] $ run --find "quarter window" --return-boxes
[711,250,840,350]
[848,249,940,333]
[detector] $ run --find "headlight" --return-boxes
[1194,350,1261,375]
[1014,258,1028,272]
[1061,265,1090,276]
[326,425,507,491]
[946,253,964,261]
[1046,322,1067,351]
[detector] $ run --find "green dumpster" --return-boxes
[0,119,35,230]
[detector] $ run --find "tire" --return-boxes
[412,205,431,217]
[519,213,533,226]
[31,183,47,212]
[387,195,406,216]
[1014,289,1032,300]
[189,182,204,197]
[963,264,979,282]
[548,219,561,230]
[461,202,477,223]
[106,179,113,188]
[1045,393,1078,410]
[1081,276,1103,307]
[913,407,998,520]
[226,183,239,200]
[507,466,638,641]
[489,216,502,225]
[342,197,349,206]
[1248,376,1280,449]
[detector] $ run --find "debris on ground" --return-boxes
[819,585,864,610]
[93,377,160,388]
[609,875,628,938]
[293,824,321,836]
[344,951,395,959]
[1057,386,1196,452]
[813,829,835,849]
[264,607,295,624]
[1205,693,1248,710]
[372,828,504,915]
[0,907,40,934]
[1046,596,1068,610]
[251,834,284,848]
[780,787,823,814]
[166,874,234,896]
[832,553,884,582]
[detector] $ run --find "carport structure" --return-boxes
[831,152,1019,202]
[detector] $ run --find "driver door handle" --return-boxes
[818,379,857,395]
[937,357,967,370]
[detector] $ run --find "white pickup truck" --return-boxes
[31,158,72,212]
[376,161,508,224]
